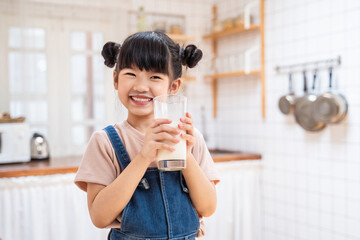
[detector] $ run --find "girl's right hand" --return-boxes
[139,118,180,164]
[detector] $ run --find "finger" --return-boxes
[153,132,180,144]
[180,115,194,135]
[151,118,172,128]
[180,116,193,125]
[180,133,195,145]
[153,124,180,135]
[178,123,194,136]
[156,142,176,152]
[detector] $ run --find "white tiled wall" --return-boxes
[188,0,360,239]
[266,1,360,239]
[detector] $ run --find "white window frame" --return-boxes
[62,20,114,156]
[1,15,117,157]
[1,16,53,146]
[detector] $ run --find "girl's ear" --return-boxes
[113,70,118,89]
[169,78,182,94]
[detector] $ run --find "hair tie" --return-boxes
[114,43,121,61]
[114,43,121,49]
[179,47,184,59]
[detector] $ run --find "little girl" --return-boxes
[74,31,220,240]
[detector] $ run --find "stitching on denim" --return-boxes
[104,126,131,169]
[190,203,200,230]
[171,231,198,240]
[112,229,170,239]
[114,230,197,240]
[146,168,159,172]
[120,204,130,232]
[179,173,200,231]
[159,171,172,238]
[119,141,131,165]
[179,173,198,229]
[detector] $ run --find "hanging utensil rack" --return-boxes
[274,56,341,74]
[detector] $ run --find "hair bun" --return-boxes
[180,44,203,68]
[101,42,121,68]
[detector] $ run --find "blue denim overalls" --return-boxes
[104,125,200,240]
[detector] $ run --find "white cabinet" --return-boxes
[203,160,262,240]
[0,174,108,240]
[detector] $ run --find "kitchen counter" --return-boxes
[209,149,261,162]
[0,151,261,178]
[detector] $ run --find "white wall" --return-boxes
[187,0,360,239]
[262,1,360,239]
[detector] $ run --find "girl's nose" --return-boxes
[133,78,149,92]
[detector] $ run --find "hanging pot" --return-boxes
[279,73,297,115]
[313,67,348,123]
[294,70,326,131]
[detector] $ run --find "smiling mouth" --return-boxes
[130,96,152,102]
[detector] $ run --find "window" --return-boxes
[8,27,48,136]
[70,31,105,146]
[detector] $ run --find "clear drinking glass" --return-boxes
[153,94,187,171]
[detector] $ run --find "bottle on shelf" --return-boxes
[244,1,260,29]
[137,6,146,32]
[244,45,260,74]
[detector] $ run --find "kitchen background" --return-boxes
[1,0,360,240]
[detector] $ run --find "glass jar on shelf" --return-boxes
[235,14,244,28]
[152,21,166,33]
[229,55,237,72]
[213,21,223,33]
[169,24,183,35]
[244,45,260,73]
[236,53,245,72]
[244,1,260,28]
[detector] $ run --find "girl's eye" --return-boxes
[150,76,161,80]
[125,73,136,77]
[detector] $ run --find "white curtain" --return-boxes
[0,161,262,240]
[203,161,262,240]
[0,173,109,240]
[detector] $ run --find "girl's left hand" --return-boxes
[179,112,195,154]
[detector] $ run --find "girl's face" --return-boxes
[114,66,181,119]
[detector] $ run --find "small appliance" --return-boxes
[0,123,31,164]
[30,132,50,160]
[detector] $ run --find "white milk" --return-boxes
[156,123,187,171]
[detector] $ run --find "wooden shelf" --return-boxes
[203,25,260,39]
[127,33,195,43]
[169,34,196,42]
[204,70,261,79]
[182,76,196,82]
[203,2,265,119]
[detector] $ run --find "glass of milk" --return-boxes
[153,94,187,171]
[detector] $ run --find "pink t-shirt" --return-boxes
[74,120,220,233]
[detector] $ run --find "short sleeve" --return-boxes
[192,128,220,184]
[74,130,119,192]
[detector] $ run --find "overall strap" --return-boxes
[103,125,131,170]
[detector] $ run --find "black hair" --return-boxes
[101,31,202,81]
